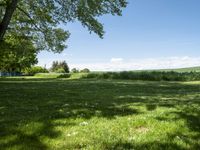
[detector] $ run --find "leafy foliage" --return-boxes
[80,68,90,73]
[23,66,49,76]
[0,35,38,72]
[71,68,79,73]
[0,0,127,52]
[55,68,66,73]
[51,61,69,73]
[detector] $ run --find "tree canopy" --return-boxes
[0,35,38,72]
[51,60,69,73]
[0,0,127,52]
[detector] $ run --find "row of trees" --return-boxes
[71,68,90,73]
[50,61,90,73]
[0,54,90,75]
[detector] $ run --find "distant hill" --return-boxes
[129,66,200,73]
[93,66,200,73]
[155,66,200,72]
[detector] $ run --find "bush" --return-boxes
[51,61,69,73]
[71,68,79,73]
[80,68,90,73]
[57,73,71,78]
[23,66,49,76]
[55,68,66,73]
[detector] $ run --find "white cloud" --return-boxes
[110,58,123,63]
[38,56,200,71]
[69,56,200,71]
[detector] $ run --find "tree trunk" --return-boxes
[0,0,18,41]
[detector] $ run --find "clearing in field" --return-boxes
[0,78,199,149]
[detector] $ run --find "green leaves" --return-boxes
[51,60,70,73]
[0,0,127,53]
[0,35,38,72]
[44,28,70,53]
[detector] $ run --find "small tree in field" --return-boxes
[51,61,69,73]
[71,68,79,73]
[80,68,90,73]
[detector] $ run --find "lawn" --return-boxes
[0,78,199,150]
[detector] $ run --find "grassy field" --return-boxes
[0,78,200,150]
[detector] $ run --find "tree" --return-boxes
[0,35,38,72]
[80,68,90,73]
[71,68,79,73]
[51,61,69,73]
[59,61,70,73]
[0,0,127,52]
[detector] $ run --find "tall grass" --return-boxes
[80,71,200,81]
[34,71,200,81]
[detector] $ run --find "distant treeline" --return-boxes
[78,71,200,81]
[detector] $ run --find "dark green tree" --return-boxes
[0,35,38,72]
[60,61,70,73]
[0,0,127,52]
[71,68,79,73]
[23,66,49,76]
[51,61,69,73]
[80,68,90,73]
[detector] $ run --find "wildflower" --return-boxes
[79,121,89,126]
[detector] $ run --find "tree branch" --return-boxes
[16,6,51,50]
[16,6,41,32]
[0,0,18,41]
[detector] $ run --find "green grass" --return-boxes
[0,78,200,149]
[34,73,68,78]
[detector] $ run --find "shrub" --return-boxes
[23,66,49,76]
[71,68,79,73]
[51,61,69,73]
[57,73,71,78]
[80,68,90,73]
[55,68,66,73]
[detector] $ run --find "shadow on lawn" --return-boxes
[104,138,200,150]
[0,79,199,149]
[105,141,183,150]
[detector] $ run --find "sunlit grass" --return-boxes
[0,78,199,149]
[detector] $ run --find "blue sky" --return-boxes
[38,0,200,71]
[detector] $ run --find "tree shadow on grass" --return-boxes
[0,79,141,149]
[0,128,48,150]
[103,140,193,150]
[0,79,199,149]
